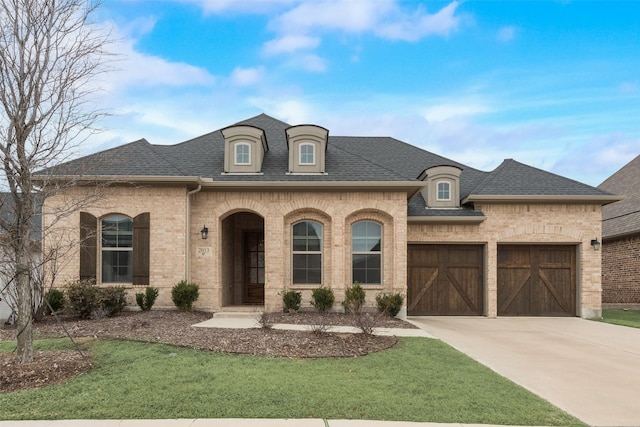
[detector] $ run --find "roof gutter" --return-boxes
[462,194,622,205]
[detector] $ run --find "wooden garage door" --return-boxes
[498,245,576,316]
[408,245,484,315]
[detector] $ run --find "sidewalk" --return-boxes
[0,419,548,427]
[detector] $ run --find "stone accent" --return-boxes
[602,234,640,304]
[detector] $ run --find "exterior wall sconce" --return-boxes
[590,238,601,251]
[201,225,209,240]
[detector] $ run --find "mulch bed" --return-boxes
[1,310,414,392]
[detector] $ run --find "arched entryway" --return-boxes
[220,212,265,306]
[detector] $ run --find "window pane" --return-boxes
[293,237,307,251]
[366,268,381,284]
[102,250,132,283]
[351,221,382,285]
[353,269,367,284]
[307,237,321,251]
[292,222,307,237]
[352,221,367,237]
[365,237,381,252]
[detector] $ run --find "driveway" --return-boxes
[409,317,640,427]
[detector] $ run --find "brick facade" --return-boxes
[602,234,640,304]
[45,186,604,318]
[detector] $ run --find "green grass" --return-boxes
[598,309,640,328]
[0,338,583,426]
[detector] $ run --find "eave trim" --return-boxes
[463,194,622,205]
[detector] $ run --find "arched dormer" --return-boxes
[418,165,462,208]
[286,125,328,174]
[222,125,268,174]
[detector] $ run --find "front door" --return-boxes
[244,231,265,304]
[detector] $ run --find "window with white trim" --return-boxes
[235,143,251,165]
[292,220,322,284]
[351,221,381,284]
[299,143,315,165]
[437,181,451,201]
[101,214,133,283]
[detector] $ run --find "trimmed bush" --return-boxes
[65,279,127,319]
[101,286,127,317]
[343,282,366,314]
[282,290,302,312]
[311,287,335,312]
[171,280,199,311]
[136,287,159,311]
[376,293,404,317]
[65,279,100,319]
[44,288,65,315]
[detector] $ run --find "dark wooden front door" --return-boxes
[498,245,576,316]
[244,231,265,305]
[408,245,484,315]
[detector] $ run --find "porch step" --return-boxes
[212,311,260,319]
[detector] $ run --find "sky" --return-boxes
[87,0,640,187]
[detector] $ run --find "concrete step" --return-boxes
[212,311,261,319]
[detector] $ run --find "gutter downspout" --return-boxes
[185,184,202,282]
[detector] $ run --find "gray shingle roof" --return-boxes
[470,159,614,197]
[43,113,611,219]
[599,155,640,239]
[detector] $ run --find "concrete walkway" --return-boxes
[192,316,433,337]
[410,317,640,427]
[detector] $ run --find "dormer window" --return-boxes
[418,165,462,208]
[222,125,268,174]
[286,125,328,174]
[300,143,315,165]
[437,181,451,201]
[235,142,251,165]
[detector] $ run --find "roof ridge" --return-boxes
[467,158,510,195]
[330,137,422,181]
[145,143,190,176]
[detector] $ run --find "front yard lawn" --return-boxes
[598,309,640,329]
[0,337,583,426]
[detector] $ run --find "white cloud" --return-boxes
[231,67,265,86]
[497,25,516,42]
[179,0,296,15]
[376,1,461,41]
[263,35,320,55]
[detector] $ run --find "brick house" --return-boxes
[40,114,618,318]
[599,155,640,308]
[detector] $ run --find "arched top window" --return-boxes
[101,214,133,283]
[437,181,451,201]
[235,142,251,165]
[351,220,382,284]
[292,220,323,284]
[299,143,315,165]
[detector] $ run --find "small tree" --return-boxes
[0,0,113,363]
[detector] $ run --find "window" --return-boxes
[352,221,381,284]
[437,181,451,201]
[235,143,250,165]
[292,220,322,284]
[299,143,315,165]
[101,214,133,283]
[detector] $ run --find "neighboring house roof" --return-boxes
[599,155,640,239]
[0,193,42,241]
[41,113,615,218]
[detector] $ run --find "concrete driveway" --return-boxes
[409,317,640,427]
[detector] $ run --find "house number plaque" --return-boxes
[197,247,212,257]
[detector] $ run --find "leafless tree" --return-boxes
[0,0,112,363]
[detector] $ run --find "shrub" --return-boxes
[135,287,159,311]
[171,280,199,311]
[376,293,404,317]
[44,288,65,315]
[343,282,366,314]
[65,279,101,319]
[101,286,127,317]
[65,280,127,319]
[282,290,302,312]
[256,311,277,329]
[311,287,334,312]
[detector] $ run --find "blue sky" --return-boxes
[90,0,640,186]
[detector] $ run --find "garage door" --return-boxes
[408,245,484,315]
[498,245,576,316]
